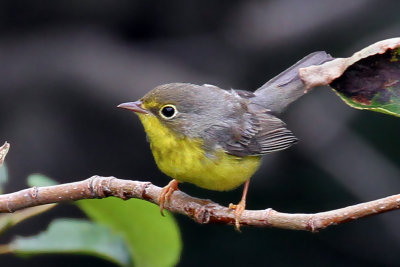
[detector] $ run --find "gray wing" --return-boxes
[203,102,297,157]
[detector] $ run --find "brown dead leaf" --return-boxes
[299,38,400,90]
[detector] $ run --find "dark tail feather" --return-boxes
[253,51,333,114]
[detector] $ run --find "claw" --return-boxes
[229,179,250,231]
[229,199,246,231]
[159,179,179,216]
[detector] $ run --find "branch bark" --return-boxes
[0,175,399,232]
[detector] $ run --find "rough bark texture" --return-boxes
[0,176,399,232]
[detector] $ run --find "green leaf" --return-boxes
[0,174,58,235]
[3,218,131,267]
[330,47,400,117]
[0,174,58,236]
[0,163,8,194]
[22,173,181,266]
[77,198,181,267]
[0,204,56,236]
[27,173,58,187]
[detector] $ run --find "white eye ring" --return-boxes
[159,104,178,119]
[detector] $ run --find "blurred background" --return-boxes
[1,0,400,266]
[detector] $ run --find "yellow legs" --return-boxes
[229,179,250,230]
[159,179,179,216]
[159,178,250,231]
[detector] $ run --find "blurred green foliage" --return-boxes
[0,174,182,267]
[27,174,58,187]
[0,164,7,195]
[78,198,181,267]
[7,219,131,266]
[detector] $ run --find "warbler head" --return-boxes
[118,83,245,139]
[119,82,297,158]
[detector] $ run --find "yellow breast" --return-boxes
[137,114,261,191]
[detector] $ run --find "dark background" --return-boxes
[1,0,400,266]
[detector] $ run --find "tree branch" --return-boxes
[0,175,399,232]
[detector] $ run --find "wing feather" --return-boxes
[202,90,298,157]
[224,104,297,156]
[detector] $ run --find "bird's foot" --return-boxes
[229,199,246,231]
[159,179,179,216]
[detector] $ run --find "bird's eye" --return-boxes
[160,105,177,119]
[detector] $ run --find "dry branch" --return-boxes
[0,142,10,168]
[0,176,399,232]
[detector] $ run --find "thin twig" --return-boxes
[0,176,399,232]
[0,142,10,168]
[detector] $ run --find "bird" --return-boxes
[118,51,331,229]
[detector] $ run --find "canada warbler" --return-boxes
[118,52,331,228]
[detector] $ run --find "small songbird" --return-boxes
[118,52,331,229]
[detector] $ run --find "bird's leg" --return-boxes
[229,179,250,230]
[159,179,179,216]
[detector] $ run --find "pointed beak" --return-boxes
[117,101,149,114]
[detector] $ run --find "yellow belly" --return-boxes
[138,114,261,191]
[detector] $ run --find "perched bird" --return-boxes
[119,52,332,229]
